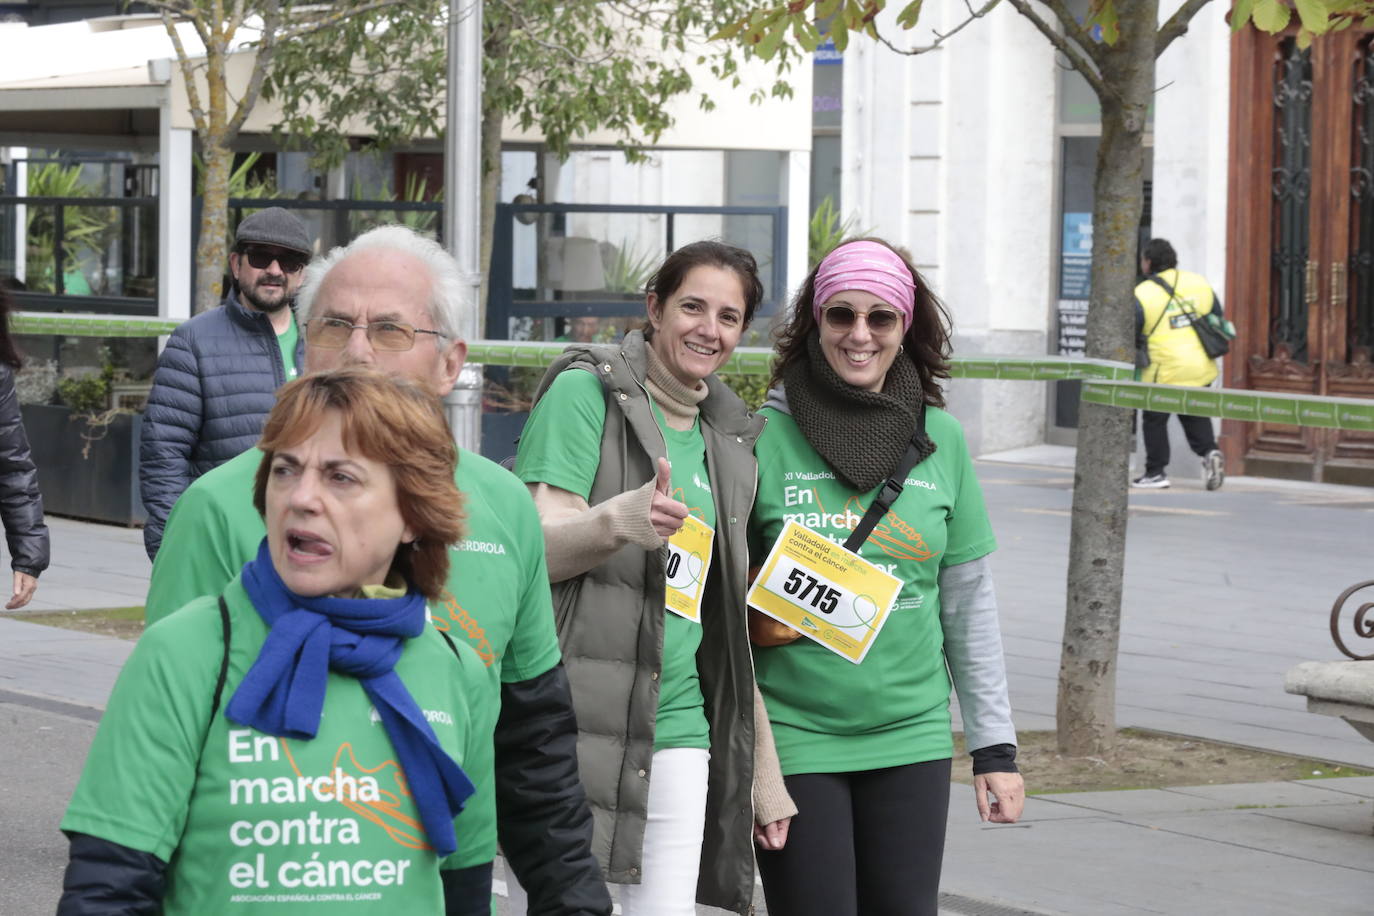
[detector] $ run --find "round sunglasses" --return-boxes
[821,305,903,334]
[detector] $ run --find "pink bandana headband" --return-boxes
[812,240,916,330]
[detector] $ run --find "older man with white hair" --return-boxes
[139,226,610,915]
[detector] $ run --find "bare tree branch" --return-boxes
[156,8,209,136]
[1006,0,1112,102]
[1156,0,1213,58]
[227,0,280,137]
[226,0,248,38]
[1040,0,1108,69]
[874,0,1003,56]
[143,0,214,48]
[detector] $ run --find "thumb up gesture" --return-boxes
[649,457,689,539]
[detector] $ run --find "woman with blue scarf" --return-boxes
[59,368,497,916]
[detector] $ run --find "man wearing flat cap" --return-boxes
[139,207,313,560]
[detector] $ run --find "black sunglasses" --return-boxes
[821,305,902,334]
[240,247,307,274]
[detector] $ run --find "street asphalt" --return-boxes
[2,447,1371,915]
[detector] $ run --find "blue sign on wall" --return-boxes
[1060,211,1092,300]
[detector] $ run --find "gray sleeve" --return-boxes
[939,554,1017,752]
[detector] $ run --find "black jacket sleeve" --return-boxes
[0,364,48,575]
[57,832,167,916]
[442,862,494,916]
[494,663,611,916]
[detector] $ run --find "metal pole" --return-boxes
[444,0,483,453]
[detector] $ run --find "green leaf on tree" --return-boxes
[830,14,850,52]
[896,0,924,30]
[759,18,791,58]
[1087,0,1120,45]
[1230,0,1256,32]
[1293,0,1332,34]
[1251,0,1293,32]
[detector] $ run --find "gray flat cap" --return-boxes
[234,207,311,255]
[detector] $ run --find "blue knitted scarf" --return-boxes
[224,540,475,858]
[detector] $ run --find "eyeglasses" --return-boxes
[821,305,903,334]
[305,317,446,352]
[241,247,307,274]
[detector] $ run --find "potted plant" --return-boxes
[19,348,146,526]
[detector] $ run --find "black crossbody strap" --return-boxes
[211,595,231,723]
[842,407,928,553]
[1145,274,1177,337]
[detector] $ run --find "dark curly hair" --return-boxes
[770,238,951,406]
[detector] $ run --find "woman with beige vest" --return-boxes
[512,241,793,915]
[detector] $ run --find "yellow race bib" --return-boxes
[664,515,714,624]
[747,521,902,664]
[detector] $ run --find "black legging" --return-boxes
[1141,408,1217,476]
[756,759,952,916]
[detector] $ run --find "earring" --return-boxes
[898,344,905,355]
[410,539,421,551]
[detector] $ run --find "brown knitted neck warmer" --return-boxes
[645,343,706,431]
[781,330,935,492]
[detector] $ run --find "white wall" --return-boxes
[843,1,1057,455]
[1152,3,1231,301]
[840,1,1231,457]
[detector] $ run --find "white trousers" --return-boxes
[505,747,710,916]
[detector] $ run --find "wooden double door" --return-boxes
[1228,29,1374,484]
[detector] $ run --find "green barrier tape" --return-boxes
[17,313,1373,430]
[1081,380,1374,432]
[11,314,1137,380]
[13,313,181,337]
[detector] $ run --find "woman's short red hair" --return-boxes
[252,367,465,599]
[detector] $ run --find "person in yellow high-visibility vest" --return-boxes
[1132,238,1225,491]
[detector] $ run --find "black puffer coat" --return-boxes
[138,293,303,559]
[0,363,48,576]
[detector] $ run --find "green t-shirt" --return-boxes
[64,577,498,914]
[145,446,563,863]
[277,318,300,381]
[514,368,711,752]
[747,406,997,775]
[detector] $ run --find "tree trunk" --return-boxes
[1056,2,1158,757]
[476,19,511,339]
[195,139,233,313]
[478,98,503,338]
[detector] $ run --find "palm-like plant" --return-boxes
[808,195,873,269]
[23,161,115,294]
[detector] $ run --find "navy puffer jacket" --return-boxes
[139,293,303,559]
[0,363,49,576]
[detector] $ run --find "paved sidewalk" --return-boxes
[4,454,1372,915]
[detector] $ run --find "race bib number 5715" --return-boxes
[747,521,902,664]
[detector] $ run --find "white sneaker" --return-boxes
[1203,449,1224,491]
[1131,473,1170,489]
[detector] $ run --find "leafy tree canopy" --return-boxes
[264,0,802,169]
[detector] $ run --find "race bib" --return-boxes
[665,515,714,624]
[746,521,902,664]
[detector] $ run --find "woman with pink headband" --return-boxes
[746,238,1024,914]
